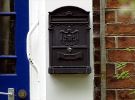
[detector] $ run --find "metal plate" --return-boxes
[8,88,14,100]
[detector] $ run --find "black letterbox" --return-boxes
[48,6,91,74]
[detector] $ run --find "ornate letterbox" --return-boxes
[48,6,91,74]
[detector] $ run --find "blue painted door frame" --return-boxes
[0,0,29,99]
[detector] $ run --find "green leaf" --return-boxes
[119,0,128,3]
[116,62,127,70]
[115,71,130,80]
[125,48,132,52]
[125,48,135,52]
[129,90,135,95]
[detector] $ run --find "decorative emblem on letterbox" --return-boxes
[49,6,91,74]
[60,26,79,46]
[65,11,73,16]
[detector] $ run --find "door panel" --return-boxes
[0,0,29,99]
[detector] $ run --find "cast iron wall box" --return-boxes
[48,6,91,74]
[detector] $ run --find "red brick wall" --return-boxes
[93,0,135,100]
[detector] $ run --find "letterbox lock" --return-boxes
[18,89,27,99]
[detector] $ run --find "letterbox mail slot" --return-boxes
[48,6,91,74]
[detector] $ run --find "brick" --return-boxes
[94,64,101,75]
[106,24,135,36]
[106,0,120,8]
[105,37,115,48]
[94,77,101,88]
[118,90,135,100]
[93,24,100,37]
[117,63,135,75]
[117,11,133,23]
[108,50,135,62]
[105,11,115,23]
[94,89,101,100]
[106,63,115,77]
[106,0,133,8]
[93,0,100,10]
[107,90,116,100]
[118,37,135,48]
[94,50,101,62]
[107,76,135,89]
[94,37,100,49]
[93,11,100,23]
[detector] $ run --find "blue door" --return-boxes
[0,0,29,100]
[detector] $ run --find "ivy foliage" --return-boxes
[115,62,130,80]
[119,0,129,3]
[125,47,135,52]
[115,71,130,79]
[116,62,127,70]
[129,90,135,95]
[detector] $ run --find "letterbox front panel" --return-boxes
[49,6,91,74]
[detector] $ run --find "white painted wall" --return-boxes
[29,0,45,100]
[29,0,94,100]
